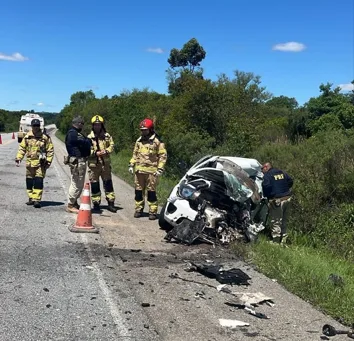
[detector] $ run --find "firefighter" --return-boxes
[87,115,118,213]
[261,162,293,244]
[128,118,167,220]
[15,119,54,208]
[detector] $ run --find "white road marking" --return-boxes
[53,158,131,337]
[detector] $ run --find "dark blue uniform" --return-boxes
[65,127,91,158]
[262,168,293,199]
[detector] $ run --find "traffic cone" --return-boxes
[0,135,2,144]
[69,183,99,233]
[12,132,15,139]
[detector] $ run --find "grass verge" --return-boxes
[55,130,65,142]
[246,236,354,325]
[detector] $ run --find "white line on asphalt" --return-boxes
[53,160,131,337]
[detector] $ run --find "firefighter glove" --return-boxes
[128,165,134,174]
[154,168,163,177]
[15,159,21,167]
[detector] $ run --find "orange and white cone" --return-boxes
[69,183,99,233]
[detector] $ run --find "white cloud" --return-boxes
[0,52,29,61]
[339,83,354,91]
[146,47,164,54]
[272,42,306,52]
[86,85,99,90]
[36,102,44,106]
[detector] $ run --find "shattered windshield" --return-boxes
[223,171,253,203]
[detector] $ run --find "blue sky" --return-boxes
[0,0,353,112]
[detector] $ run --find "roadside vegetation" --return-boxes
[5,37,354,324]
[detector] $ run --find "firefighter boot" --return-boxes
[26,198,34,205]
[134,211,142,218]
[149,213,157,220]
[93,202,101,212]
[33,201,41,208]
[107,201,118,213]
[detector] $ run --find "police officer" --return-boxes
[65,116,92,213]
[129,118,167,220]
[87,115,117,213]
[15,119,54,208]
[262,162,293,244]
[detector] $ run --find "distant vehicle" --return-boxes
[18,113,45,143]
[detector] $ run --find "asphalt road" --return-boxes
[0,129,159,341]
[0,127,349,341]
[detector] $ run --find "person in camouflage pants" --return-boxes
[87,115,118,213]
[129,118,167,220]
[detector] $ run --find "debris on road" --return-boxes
[169,272,217,289]
[194,291,206,300]
[219,318,249,328]
[244,306,269,319]
[322,324,354,338]
[185,262,251,286]
[234,292,274,306]
[217,284,232,294]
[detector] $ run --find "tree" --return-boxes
[304,83,354,131]
[167,38,206,96]
[70,90,96,106]
[308,113,344,134]
[266,95,298,110]
[167,38,206,72]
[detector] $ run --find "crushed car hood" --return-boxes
[186,156,262,204]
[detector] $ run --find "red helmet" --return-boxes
[139,118,154,130]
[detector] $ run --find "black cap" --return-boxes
[31,119,41,126]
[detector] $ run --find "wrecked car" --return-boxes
[159,155,268,245]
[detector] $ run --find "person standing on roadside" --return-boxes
[15,119,54,208]
[65,116,92,213]
[87,115,118,213]
[261,162,293,244]
[128,118,167,220]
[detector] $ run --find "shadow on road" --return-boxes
[40,201,65,207]
[91,205,124,214]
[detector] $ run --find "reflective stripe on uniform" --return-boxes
[158,148,166,154]
[136,165,157,173]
